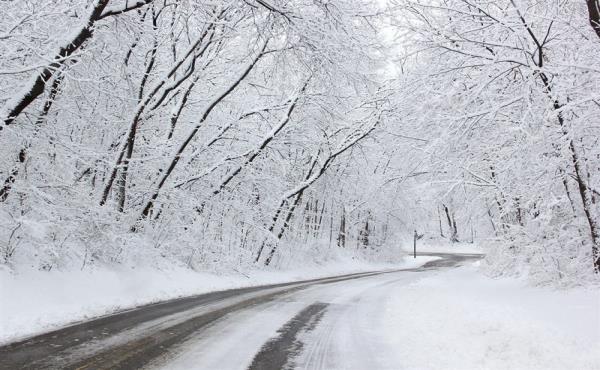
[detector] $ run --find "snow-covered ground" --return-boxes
[376,262,600,370]
[150,261,599,370]
[0,255,437,344]
[3,250,597,370]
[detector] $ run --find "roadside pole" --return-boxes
[413,230,417,258]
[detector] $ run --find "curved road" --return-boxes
[0,253,481,370]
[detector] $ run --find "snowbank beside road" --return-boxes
[381,263,600,369]
[0,255,438,344]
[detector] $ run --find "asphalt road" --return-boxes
[0,253,482,370]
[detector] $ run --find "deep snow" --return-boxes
[376,262,600,369]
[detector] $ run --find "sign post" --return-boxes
[413,230,423,258]
[413,230,417,258]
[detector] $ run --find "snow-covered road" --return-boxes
[148,256,599,370]
[148,266,430,370]
[2,253,597,370]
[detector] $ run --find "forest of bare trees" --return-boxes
[1,0,599,286]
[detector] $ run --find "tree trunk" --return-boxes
[134,42,268,225]
[451,211,459,242]
[338,207,346,248]
[587,0,600,39]
[1,0,110,128]
[570,140,600,272]
[211,77,309,198]
[0,71,65,202]
[512,0,600,272]
[116,8,160,212]
[100,22,218,207]
[255,149,320,264]
[438,205,445,237]
[443,204,459,242]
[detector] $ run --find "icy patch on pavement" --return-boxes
[0,255,437,344]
